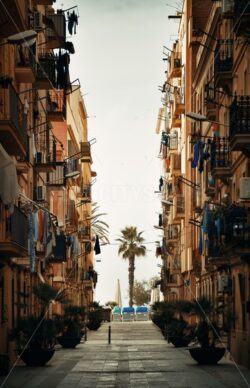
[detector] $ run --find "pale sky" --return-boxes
[57,0,180,305]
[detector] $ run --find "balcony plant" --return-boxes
[187,297,226,365]
[56,305,85,348]
[10,283,66,366]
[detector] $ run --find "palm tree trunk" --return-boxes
[128,256,135,307]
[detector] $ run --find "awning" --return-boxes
[0,144,19,205]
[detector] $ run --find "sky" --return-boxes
[56,0,180,305]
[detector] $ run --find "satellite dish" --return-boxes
[7,30,37,45]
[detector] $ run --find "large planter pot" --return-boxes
[19,348,55,366]
[169,337,190,348]
[57,336,82,349]
[188,347,225,365]
[87,321,101,331]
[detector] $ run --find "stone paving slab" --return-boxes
[0,321,250,388]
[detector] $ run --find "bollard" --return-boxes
[84,325,87,342]
[108,325,111,344]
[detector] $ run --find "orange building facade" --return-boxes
[0,0,98,370]
[156,0,250,369]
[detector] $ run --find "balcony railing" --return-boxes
[229,95,250,151]
[81,142,92,163]
[214,39,233,73]
[210,137,231,178]
[0,206,28,257]
[234,0,250,37]
[36,53,56,89]
[166,224,180,242]
[45,12,66,49]
[208,206,250,259]
[47,90,66,122]
[168,52,181,79]
[64,158,79,178]
[35,130,57,172]
[0,83,27,156]
[78,226,91,242]
[204,83,216,120]
[15,44,36,84]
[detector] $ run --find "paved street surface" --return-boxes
[1,321,250,388]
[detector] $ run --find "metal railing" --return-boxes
[37,53,56,85]
[6,207,28,249]
[0,84,27,147]
[214,39,233,73]
[229,95,250,137]
[210,137,231,170]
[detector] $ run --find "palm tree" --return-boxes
[116,227,146,307]
[87,202,110,245]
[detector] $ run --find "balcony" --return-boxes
[234,0,250,37]
[47,90,66,122]
[36,53,56,90]
[210,137,232,180]
[214,39,233,92]
[78,226,91,242]
[166,224,180,244]
[170,154,181,176]
[168,133,178,155]
[45,12,66,50]
[47,162,65,187]
[168,53,181,80]
[15,45,36,84]
[173,195,185,221]
[208,206,250,261]
[0,84,27,156]
[0,205,28,258]
[204,83,217,121]
[81,142,92,163]
[192,249,202,276]
[173,89,184,117]
[35,132,57,173]
[77,185,91,203]
[229,96,250,152]
[64,158,80,179]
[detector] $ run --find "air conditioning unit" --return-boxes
[240,177,250,200]
[222,0,234,14]
[36,186,46,201]
[34,12,43,31]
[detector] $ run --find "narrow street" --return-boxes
[1,322,250,388]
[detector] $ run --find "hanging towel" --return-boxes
[191,141,201,168]
[94,235,101,255]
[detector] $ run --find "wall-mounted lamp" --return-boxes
[0,30,37,47]
[186,112,229,127]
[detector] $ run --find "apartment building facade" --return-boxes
[156,0,250,368]
[0,0,98,370]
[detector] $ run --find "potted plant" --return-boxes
[187,297,226,365]
[11,283,66,366]
[151,301,175,336]
[87,302,102,331]
[57,306,85,348]
[152,300,194,347]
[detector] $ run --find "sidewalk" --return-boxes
[0,321,250,388]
